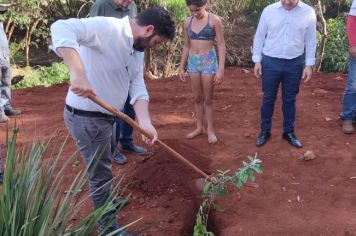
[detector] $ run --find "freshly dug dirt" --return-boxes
[2,67,356,235]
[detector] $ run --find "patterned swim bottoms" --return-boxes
[187,48,218,74]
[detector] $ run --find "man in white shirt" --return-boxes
[252,0,317,148]
[89,0,148,166]
[51,7,175,235]
[341,0,356,134]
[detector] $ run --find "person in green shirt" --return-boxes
[90,0,137,19]
[90,0,148,166]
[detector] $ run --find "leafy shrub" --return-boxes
[193,155,262,236]
[14,62,69,89]
[0,127,133,236]
[320,16,349,72]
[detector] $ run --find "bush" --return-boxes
[14,62,70,89]
[0,127,133,236]
[320,16,349,73]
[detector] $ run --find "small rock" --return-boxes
[150,201,158,208]
[303,150,316,161]
[138,198,145,205]
[241,68,251,74]
[282,186,287,192]
[237,192,242,201]
[296,195,303,203]
[245,182,259,188]
[313,88,328,96]
[244,132,250,138]
[325,117,332,121]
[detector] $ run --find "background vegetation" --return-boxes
[0,0,353,88]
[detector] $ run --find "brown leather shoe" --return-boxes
[5,108,21,116]
[342,120,354,134]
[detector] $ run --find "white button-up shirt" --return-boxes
[51,16,148,114]
[350,0,356,16]
[252,1,317,66]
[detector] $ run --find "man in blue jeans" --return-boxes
[89,0,147,164]
[341,0,356,134]
[252,0,317,148]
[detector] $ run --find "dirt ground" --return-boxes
[2,67,356,235]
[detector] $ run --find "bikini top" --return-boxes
[188,13,215,41]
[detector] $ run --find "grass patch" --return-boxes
[13,62,69,89]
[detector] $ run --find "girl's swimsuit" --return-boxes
[187,13,218,74]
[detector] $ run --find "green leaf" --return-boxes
[203,182,212,195]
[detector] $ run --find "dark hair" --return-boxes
[185,0,208,7]
[135,6,175,41]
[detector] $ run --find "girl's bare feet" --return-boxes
[208,132,217,144]
[186,128,204,139]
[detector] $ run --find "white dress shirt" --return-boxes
[252,1,317,66]
[51,16,148,114]
[350,0,356,16]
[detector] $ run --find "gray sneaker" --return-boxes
[0,110,8,123]
[342,120,354,134]
[122,143,147,154]
[4,104,21,116]
[113,152,127,165]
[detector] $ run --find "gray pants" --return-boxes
[64,108,117,229]
[0,58,12,109]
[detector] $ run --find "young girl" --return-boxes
[179,0,226,144]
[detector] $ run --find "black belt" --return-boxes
[65,104,114,119]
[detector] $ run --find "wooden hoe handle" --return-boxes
[88,94,212,181]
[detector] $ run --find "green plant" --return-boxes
[14,62,70,89]
[193,154,262,236]
[9,42,25,64]
[320,16,349,72]
[0,126,137,235]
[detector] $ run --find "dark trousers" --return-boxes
[64,108,117,229]
[260,55,303,133]
[115,96,135,146]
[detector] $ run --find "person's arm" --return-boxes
[129,52,157,144]
[179,18,190,82]
[303,9,317,83]
[133,99,158,145]
[252,9,268,79]
[57,48,94,97]
[213,15,226,84]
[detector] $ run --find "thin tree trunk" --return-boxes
[314,0,327,72]
[25,19,40,66]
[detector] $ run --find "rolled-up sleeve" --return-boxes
[129,52,149,104]
[50,17,112,57]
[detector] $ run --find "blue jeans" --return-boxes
[260,55,303,133]
[341,54,356,121]
[115,96,135,146]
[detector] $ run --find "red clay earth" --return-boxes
[2,67,356,235]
